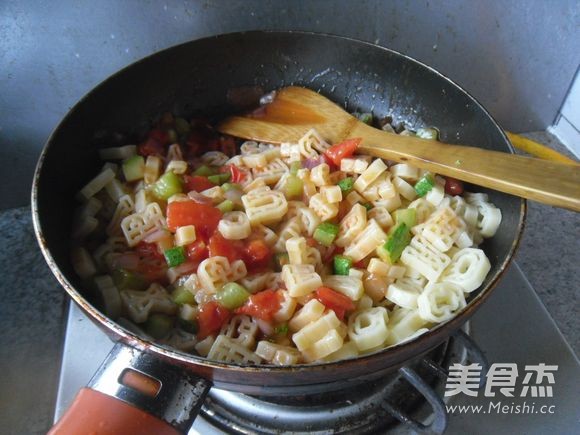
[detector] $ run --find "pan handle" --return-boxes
[49,342,212,435]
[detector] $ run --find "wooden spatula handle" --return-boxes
[355,123,580,211]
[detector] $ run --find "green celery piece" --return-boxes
[164,246,186,268]
[333,255,353,275]
[216,283,250,309]
[275,323,289,335]
[174,117,191,135]
[274,252,290,271]
[384,223,411,263]
[416,127,439,140]
[393,208,417,229]
[337,177,354,193]
[193,165,215,177]
[208,172,231,185]
[216,199,235,213]
[144,313,174,339]
[314,222,340,247]
[112,269,148,291]
[284,174,303,198]
[414,173,435,197]
[171,286,195,305]
[122,155,145,182]
[222,182,242,192]
[151,171,183,200]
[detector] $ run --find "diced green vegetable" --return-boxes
[171,286,196,305]
[416,127,439,140]
[290,161,302,175]
[122,155,145,182]
[144,313,174,339]
[362,202,373,211]
[222,182,242,192]
[275,323,289,335]
[383,223,412,263]
[151,171,183,200]
[216,199,235,213]
[414,173,435,197]
[174,117,191,135]
[393,208,417,229]
[284,174,303,198]
[193,165,215,177]
[333,255,353,276]
[208,172,231,185]
[164,246,186,268]
[355,112,374,125]
[178,318,198,334]
[274,252,290,271]
[216,282,250,309]
[313,222,340,247]
[112,269,148,291]
[337,177,354,193]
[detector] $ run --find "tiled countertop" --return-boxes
[0,131,577,434]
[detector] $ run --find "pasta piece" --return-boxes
[389,163,419,181]
[298,128,330,157]
[425,182,445,206]
[340,156,371,174]
[120,283,177,323]
[71,246,97,279]
[286,237,320,266]
[239,272,271,294]
[387,265,406,279]
[368,206,393,230]
[273,217,303,253]
[162,329,197,352]
[218,211,251,240]
[292,311,341,351]
[201,186,225,204]
[134,189,149,213]
[280,142,301,163]
[367,258,390,276]
[265,272,284,290]
[353,159,387,193]
[94,275,122,320]
[345,191,364,207]
[76,168,116,201]
[420,206,466,252]
[273,290,297,322]
[179,303,198,322]
[400,236,451,282]
[240,141,260,155]
[320,185,342,203]
[243,177,267,193]
[106,194,134,236]
[474,202,502,238]
[343,219,387,263]
[252,224,279,248]
[302,329,344,362]
[348,307,389,351]
[335,204,367,248]
[255,341,302,365]
[288,299,326,332]
[201,151,229,166]
[242,187,288,225]
[440,248,491,292]
[296,207,321,236]
[242,152,268,168]
[309,193,339,221]
[417,282,466,323]
[207,335,262,364]
[286,200,307,219]
[296,169,317,204]
[361,173,389,202]
[120,202,165,247]
[198,256,247,293]
[408,198,436,224]
[393,176,417,201]
[144,156,162,184]
[348,268,365,280]
[220,315,259,349]
[99,145,137,160]
[322,341,359,362]
[310,163,331,186]
[385,308,428,346]
[281,264,322,297]
[373,194,402,212]
[175,225,196,246]
[323,275,364,301]
[71,215,98,240]
[165,160,188,175]
[356,294,374,310]
[105,178,127,202]
[195,336,215,357]
[166,143,184,162]
[386,278,423,309]
[252,158,288,185]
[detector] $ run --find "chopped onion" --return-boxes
[302,156,326,169]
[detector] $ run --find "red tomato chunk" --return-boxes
[315,286,355,321]
[183,175,215,192]
[166,200,222,237]
[235,289,282,321]
[324,138,362,166]
[198,301,231,339]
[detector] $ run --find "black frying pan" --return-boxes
[33,31,524,434]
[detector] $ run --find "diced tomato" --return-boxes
[444,177,464,196]
[134,242,167,283]
[306,237,318,248]
[208,233,244,263]
[219,164,246,183]
[135,241,163,260]
[324,138,362,166]
[197,301,231,339]
[185,239,209,263]
[243,239,271,271]
[314,286,356,321]
[138,137,165,157]
[183,175,216,192]
[235,289,282,321]
[321,153,339,172]
[166,200,222,237]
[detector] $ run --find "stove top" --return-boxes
[53,263,579,434]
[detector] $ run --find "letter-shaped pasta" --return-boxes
[440,248,491,293]
[251,224,279,248]
[240,141,260,155]
[165,160,188,175]
[121,202,166,247]
[386,278,423,309]
[134,189,149,213]
[322,341,359,362]
[120,283,177,323]
[348,307,389,351]
[296,207,321,236]
[255,341,302,365]
[242,152,269,168]
[286,200,307,219]
[281,264,322,297]
[298,128,330,158]
[389,163,419,181]
[345,191,364,207]
[219,315,259,349]
[340,156,371,174]
[280,142,301,163]
[323,275,364,301]
[166,143,183,162]
[105,178,127,203]
[344,219,387,263]
[106,194,135,236]
[286,237,320,266]
[161,329,198,352]
[94,275,122,320]
[309,193,339,221]
[408,198,436,224]
[393,176,417,201]
[373,194,402,213]
[243,177,267,193]
[71,247,97,279]
[368,206,393,230]
[353,159,387,193]
[335,204,367,248]
[302,329,344,362]
[420,206,466,252]
[76,168,116,202]
[417,282,466,323]
[265,272,285,291]
[201,151,229,166]
[400,236,451,282]
[288,299,326,332]
[239,272,271,294]
[273,290,297,322]
[252,158,289,185]
[367,258,390,276]
[242,187,288,225]
[474,202,502,238]
[385,308,428,346]
[144,156,162,184]
[425,182,445,206]
[360,174,388,202]
[273,216,303,253]
[195,336,215,357]
[320,185,342,203]
[310,163,331,187]
[198,256,247,293]
[292,311,341,351]
[207,335,262,364]
[218,211,251,240]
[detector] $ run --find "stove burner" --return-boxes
[200,329,488,434]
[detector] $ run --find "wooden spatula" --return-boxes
[218,86,580,212]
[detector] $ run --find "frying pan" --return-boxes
[32,31,525,434]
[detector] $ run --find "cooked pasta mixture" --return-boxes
[71,113,501,365]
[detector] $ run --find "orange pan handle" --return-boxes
[49,343,211,435]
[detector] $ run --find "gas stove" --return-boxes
[53,263,579,434]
